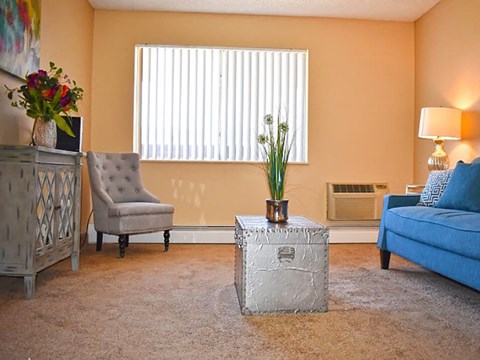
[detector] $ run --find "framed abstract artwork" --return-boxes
[0,0,41,78]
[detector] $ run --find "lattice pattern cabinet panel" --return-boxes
[0,146,82,299]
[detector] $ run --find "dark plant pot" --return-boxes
[266,199,288,223]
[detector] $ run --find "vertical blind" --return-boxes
[134,45,308,162]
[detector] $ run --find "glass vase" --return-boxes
[32,118,57,148]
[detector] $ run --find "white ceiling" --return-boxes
[88,0,441,22]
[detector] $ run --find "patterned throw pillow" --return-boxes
[417,170,453,207]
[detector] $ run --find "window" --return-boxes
[134,45,308,162]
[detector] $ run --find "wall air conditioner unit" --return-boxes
[327,183,389,221]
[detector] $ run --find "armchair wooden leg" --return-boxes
[164,230,170,252]
[118,235,127,258]
[96,232,103,251]
[125,235,129,248]
[380,250,391,269]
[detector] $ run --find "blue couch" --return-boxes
[377,193,480,291]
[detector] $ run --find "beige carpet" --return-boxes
[0,243,478,360]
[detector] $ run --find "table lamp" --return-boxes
[418,107,461,171]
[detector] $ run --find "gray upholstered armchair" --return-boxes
[86,152,174,257]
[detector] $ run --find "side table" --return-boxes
[405,184,425,194]
[234,215,329,315]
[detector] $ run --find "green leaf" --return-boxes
[26,109,37,119]
[53,114,75,137]
[53,88,62,102]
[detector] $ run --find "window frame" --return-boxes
[133,44,309,164]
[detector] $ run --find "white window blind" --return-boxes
[134,45,308,162]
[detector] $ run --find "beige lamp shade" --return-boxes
[418,107,462,140]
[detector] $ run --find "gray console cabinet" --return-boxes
[0,146,82,299]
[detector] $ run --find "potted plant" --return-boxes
[258,112,293,223]
[5,62,84,148]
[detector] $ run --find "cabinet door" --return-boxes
[36,167,56,254]
[56,167,75,245]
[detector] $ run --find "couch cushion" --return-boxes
[385,206,480,260]
[108,202,174,217]
[435,161,480,212]
[417,170,453,207]
[107,202,174,234]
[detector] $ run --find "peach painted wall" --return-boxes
[0,0,94,228]
[91,11,415,226]
[414,0,480,182]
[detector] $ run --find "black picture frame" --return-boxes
[56,116,83,152]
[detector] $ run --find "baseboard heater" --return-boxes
[86,224,378,244]
[86,225,234,244]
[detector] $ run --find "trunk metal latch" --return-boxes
[277,246,295,263]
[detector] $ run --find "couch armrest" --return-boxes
[377,194,420,249]
[383,194,420,210]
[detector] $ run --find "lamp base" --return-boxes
[427,139,449,171]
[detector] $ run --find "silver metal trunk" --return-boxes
[234,215,329,315]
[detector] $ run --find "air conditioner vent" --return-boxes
[327,183,389,221]
[333,184,374,193]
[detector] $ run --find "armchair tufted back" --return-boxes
[87,152,152,203]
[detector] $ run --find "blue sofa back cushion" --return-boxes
[435,161,480,212]
[417,170,453,207]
